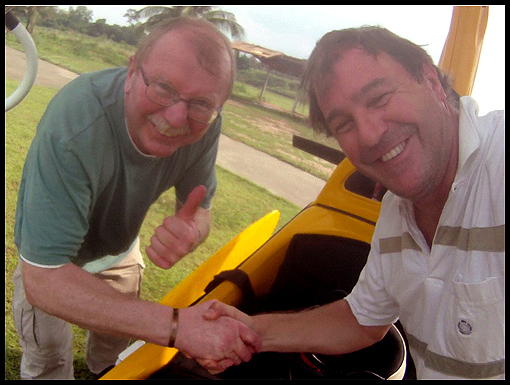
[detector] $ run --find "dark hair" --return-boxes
[302,26,458,136]
[134,17,236,99]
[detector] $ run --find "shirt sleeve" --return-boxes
[15,117,91,267]
[344,235,400,327]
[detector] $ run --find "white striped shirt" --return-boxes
[345,97,505,379]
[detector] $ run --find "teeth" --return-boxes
[381,141,406,162]
[148,114,188,137]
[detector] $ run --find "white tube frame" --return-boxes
[5,21,38,112]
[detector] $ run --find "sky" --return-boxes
[84,5,504,115]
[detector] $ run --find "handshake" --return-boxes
[168,297,385,376]
[172,299,262,374]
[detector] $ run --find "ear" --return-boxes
[124,56,137,94]
[422,62,447,100]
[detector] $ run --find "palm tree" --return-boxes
[124,6,246,41]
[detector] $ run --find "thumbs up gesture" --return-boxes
[146,185,208,269]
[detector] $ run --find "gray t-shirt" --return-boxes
[14,67,220,272]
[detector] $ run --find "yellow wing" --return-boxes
[439,6,489,96]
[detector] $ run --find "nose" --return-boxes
[355,111,387,148]
[161,100,189,128]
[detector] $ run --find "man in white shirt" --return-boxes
[202,26,505,379]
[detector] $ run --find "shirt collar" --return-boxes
[123,118,157,159]
[456,96,482,181]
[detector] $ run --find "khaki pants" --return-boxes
[12,242,145,379]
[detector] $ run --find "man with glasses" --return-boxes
[12,17,260,379]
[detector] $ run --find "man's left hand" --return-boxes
[146,185,206,269]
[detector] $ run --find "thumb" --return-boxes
[202,300,227,320]
[177,185,207,222]
[203,301,253,326]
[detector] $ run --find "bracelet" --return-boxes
[168,308,179,347]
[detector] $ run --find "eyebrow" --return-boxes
[358,77,389,98]
[325,77,389,125]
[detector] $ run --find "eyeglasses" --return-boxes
[139,65,221,125]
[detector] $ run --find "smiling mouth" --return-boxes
[381,140,407,162]
[148,114,189,138]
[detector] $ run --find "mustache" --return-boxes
[147,114,190,137]
[358,123,418,165]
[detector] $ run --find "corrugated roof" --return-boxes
[232,41,283,59]
[232,41,307,78]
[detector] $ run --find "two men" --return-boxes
[13,15,504,380]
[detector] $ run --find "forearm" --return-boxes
[253,299,390,355]
[22,261,174,346]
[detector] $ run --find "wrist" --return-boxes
[193,219,210,251]
[191,228,202,252]
[168,307,179,347]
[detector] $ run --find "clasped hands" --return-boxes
[175,300,259,374]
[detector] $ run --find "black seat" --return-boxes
[232,233,411,380]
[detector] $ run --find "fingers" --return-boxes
[146,240,176,269]
[177,185,206,222]
[195,342,252,374]
[146,186,206,268]
[196,358,234,375]
[197,333,258,374]
[202,303,261,359]
[238,323,262,354]
[203,303,260,371]
[202,300,259,353]
[176,302,260,373]
[146,220,191,267]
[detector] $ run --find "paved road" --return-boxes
[217,135,325,207]
[5,46,79,89]
[5,46,326,207]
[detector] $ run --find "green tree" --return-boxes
[125,6,246,40]
[67,6,93,34]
